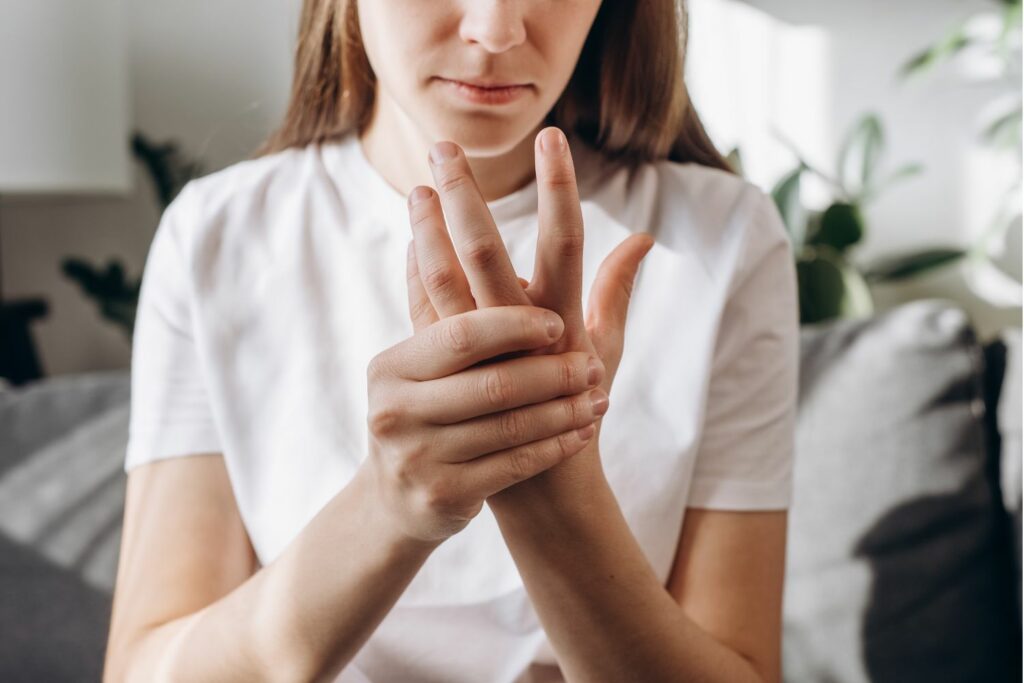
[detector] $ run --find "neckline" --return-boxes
[322,129,604,236]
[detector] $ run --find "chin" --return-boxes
[428,116,541,159]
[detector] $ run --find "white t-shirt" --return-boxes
[124,129,799,682]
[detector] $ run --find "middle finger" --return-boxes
[428,141,531,308]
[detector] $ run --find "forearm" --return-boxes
[120,464,440,682]
[487,464,763,683]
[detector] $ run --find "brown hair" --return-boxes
[253,0,733,175]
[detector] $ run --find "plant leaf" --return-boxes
[838,114,885,195]
[981,103,1023,150]
[796,246,874,325]
[861,247,967,283]
[899,26,973,79]
[861,163,925,204]
[770,166,806,250]
[807,202,865,252]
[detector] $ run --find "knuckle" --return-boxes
[367,405,401,437]
[422,264,458,294]
[409,206,435,230]
[389,442,428,492]
[439,317,474,353]
[497,408,528,444]
[553,231,584,257]
[504,446,537,481]
[555,430,580,460]
[522,311,543,339]
[544,171,578,191]
[565,394,587,427]
[424,480,457,512]
[484,366,516,408]
[408,296,434,323]
[367,353,387,381]
[464,236,501,269]
[438,172,469,194]
[560,357,583,392]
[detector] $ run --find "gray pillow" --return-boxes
[994,328,1021,616]
[784,299,1018,682]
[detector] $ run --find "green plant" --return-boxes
[730,0,1022,325]
[728,113,929,324]
[900,0,1022,293]
[61,132,205,339]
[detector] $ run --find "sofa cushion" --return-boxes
[995,328,1021,611]
[783,299,1018,682]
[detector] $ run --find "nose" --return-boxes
[458,0,527,53]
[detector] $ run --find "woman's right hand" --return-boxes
[362,305,608,544]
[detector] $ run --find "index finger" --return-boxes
[428,141,531,308]
[374,305,564,382]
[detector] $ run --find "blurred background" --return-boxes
[0,0,1019,380]
[0,0,1020,681]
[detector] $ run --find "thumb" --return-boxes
[585,233,655,372]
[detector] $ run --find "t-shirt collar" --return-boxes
[324,130,547,233]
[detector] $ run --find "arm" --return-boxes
[487,471,782,683]
[404,128,793,681]
[104,453,439,683]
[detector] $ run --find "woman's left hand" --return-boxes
[404,126,654,480]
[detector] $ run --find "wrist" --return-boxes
[350,459,445,560]
[487,440,608,517]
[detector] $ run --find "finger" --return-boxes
[409,350,602,424]
[458,425,595,500]
[374,305,564,382]
[406,238,439,332]
[434,387,607,463]
[585,233,656,373]
[408,184,477,317]
[428,141,530,308]
[518,276,529,289]
[531,127,586,328]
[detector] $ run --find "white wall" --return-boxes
[1,0,1019,378]
[0,1,298,376]
[688,0,1021,337]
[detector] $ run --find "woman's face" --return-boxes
[356,0,602,157]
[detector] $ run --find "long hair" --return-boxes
[252,0,733,175]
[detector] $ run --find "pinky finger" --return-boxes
[459,425,595,500]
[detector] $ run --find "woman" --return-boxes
[104,1,798,681]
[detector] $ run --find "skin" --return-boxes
[361,1,788,679]
[357,0,603,203]
[104,2,787,681]
[404,129,786,682]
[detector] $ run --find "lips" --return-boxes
[442,77,529,89]
[437,78,531,105]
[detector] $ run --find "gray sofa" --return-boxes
[0,298,1020,681]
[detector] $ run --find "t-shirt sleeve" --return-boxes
[124,182,223,473]
[686,189,800,510]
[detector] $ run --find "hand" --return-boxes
[405,127,654,463]
[362,305,607,544]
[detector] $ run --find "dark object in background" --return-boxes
[0,298,48,386]
[0,299,1019,682]
[60,131,205,341]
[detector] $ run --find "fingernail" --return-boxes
[577,424,595,441]
[587,357,602,386]
[408,186,432,207]
[430,141,458,165]
[589,388,609,416]
[540,128,565,154]
[545,313,564,340]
